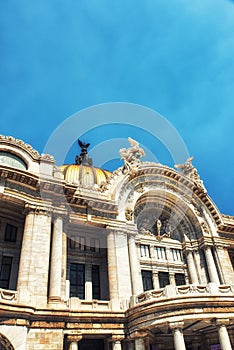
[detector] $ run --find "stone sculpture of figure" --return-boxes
[175,156,194,175]
[119,137,145,173]
[75,139,93,165]
[175,156,206,191]
[156,219,162,236]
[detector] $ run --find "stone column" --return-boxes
[61,230,67,301]
[213,246,226,284]
[135,338,145,350]
[67,335,82,350]
[17,205,52,306]
[49,215,63,301]
[186,250,198,284]
[69,341,78,350]
[152,271,159,289]
[170,321,186,350]
[107,229,119,306]
[85,263,92,300]
[213,319,232,350]
[169,272,175,285]
[203,246,220,284]
[112,340,122,350]
[17,208,35,301]
[128,235,143,295]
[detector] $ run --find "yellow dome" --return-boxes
[60,164,111,187]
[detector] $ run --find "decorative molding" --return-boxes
[0,135,40,159]
[0,288,17,302]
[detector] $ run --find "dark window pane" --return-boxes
[70,263,85,299]
[0,256,12,289]
[175,273,186,286]
[158,271,170,288]
[142,270,153,291]
[92,265,100,299]
[4,224,17,242]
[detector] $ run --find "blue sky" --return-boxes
[1,0,234,215]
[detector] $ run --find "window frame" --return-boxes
[4,224,17,243]
[0,256,13,289]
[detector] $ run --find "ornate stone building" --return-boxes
[0,135,234,350]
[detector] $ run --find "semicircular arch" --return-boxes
[133,190,203,242]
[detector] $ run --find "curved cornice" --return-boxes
[0,135,40,160]
[113,162,223,227]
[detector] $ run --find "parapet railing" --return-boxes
[68,297,110,310]
[136,283,234,304]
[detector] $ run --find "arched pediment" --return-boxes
[111,163,222,238]
[134,190,203,242]
[0,135,54,174]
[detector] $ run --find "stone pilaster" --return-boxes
[61,230,67,301]
[85,263,92,300]
[107,228,119,307]
[169,272,175,285]
[169,321,186,350]
[203,245,220,284]
[213,245,234,284]
[152,270,159,289]
[128,234,143,295]
[49,215,63,301]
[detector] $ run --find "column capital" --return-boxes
[23,203,52,216]
[129,331,148,339]
[52,209,68,221]
[109,335,125,343]
[66,334,82,343]
[201,240,214,249]
[169,320,184,331]
[211,318,230,327]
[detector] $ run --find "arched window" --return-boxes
[0,151,27,171]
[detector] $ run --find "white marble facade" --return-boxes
[0,135,234,350]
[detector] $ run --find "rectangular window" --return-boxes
[69,236,86,251]
[140,244,150,258]
[158,271,170,288]
[142,270,153,291]
[0,256,12,289]
[90,238,100,253]
[171,248,182,261]
[70,263,85,299]
[4,224,17,242]
[175,273,186,286]
[92,265,100,299]
[154,246,166,260]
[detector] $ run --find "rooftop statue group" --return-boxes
[119,137,145,173]
[75,137,205,191]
